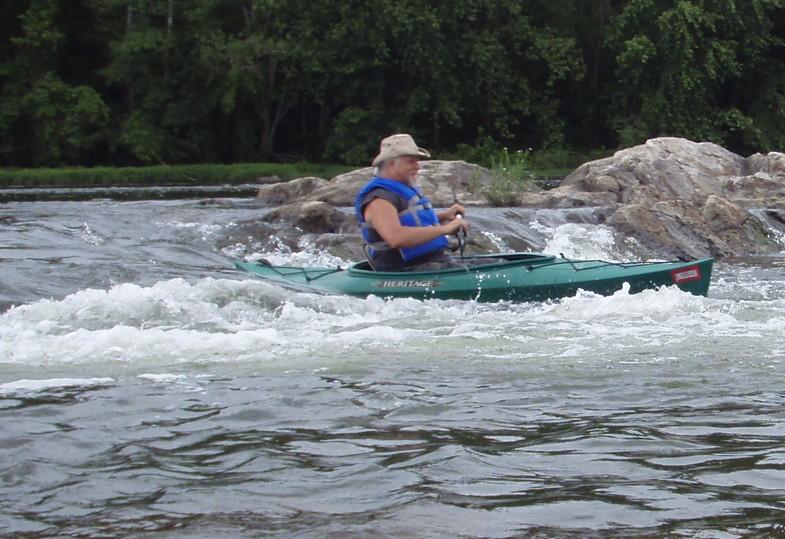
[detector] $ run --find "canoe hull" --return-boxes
[234,253,713,303]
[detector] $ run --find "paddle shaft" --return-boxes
[456,214,466,259]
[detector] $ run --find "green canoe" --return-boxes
[234,253,713,303]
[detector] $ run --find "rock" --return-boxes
[746,151,785,176]
[585,174,621,194]
[262,201,345,234]
[606,203,706,260]
[256,160,499,207]
[725,171,785,205]
[300,168,370,206]
[411,160,499,207]
[548,138,785,258]
[256,176,328,205]
[702,195,748,230]
[605,180,774,259]
[314,233,366,262]
[554,137,743,207]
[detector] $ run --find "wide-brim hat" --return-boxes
[372,134,431,166]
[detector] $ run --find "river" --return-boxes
[2,193,785,538]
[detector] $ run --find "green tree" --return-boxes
[0,0,110,166]
[4,0,785,168]
[607,0,785,152]
[189,0,314,162]
[95,0,198,164]
[320,0,584,162]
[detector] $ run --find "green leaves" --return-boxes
[608,0,785,149]
[1,0,785,167]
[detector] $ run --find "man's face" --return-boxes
[385,156,421,185]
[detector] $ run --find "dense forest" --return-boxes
[1,0,784,168]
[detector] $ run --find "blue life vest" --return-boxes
[355,177,448,261]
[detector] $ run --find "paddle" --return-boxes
[456,214,466,260]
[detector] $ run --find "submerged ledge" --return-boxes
[0,184,263,202]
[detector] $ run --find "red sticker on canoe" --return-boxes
[671,265,702,284]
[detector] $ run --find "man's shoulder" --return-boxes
[361,187,404,206]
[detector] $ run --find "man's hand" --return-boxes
[443,214,469,236]
[438,204,466,222]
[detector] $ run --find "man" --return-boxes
[354,133,471,271]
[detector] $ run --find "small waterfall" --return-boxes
[749,208,785,250]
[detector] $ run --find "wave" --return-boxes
[2,274,783,376]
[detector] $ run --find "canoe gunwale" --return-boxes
[346,253,711,278]
[239,254,713,294]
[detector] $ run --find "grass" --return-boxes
[0,145,608,190]
[487,148,535,206]
[446,141,610,201]
[0,162,356,189]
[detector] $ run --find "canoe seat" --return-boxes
[362,244,378,271]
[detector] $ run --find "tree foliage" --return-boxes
[607,0,785,149]
[1,0,784,167]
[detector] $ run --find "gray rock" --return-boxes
[256,160,500,207]
[262,201,345,234]
[256,176,329,205]
[544,138,784,258]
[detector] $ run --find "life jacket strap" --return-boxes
[360,220,393,252]
[398,202,431,225]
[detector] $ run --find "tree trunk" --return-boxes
[164,0,173,79]
[125,4,134,111]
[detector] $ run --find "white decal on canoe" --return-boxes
[671,266,701,283]
[375,280,443,289]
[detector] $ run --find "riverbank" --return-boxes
[0,184,266,203]
[0,144,597,192]
[0,163,357,189]
[0,163,572,200]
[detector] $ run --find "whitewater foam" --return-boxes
[0,377,114,395]
[0,271,781,374]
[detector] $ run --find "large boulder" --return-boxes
[262,200,346,234]
[550,138,744,207]
[549,137,785,208]
[546,138,785,258]
[606,196,768,260]
[256,176,329,205]
[257,160,501,207]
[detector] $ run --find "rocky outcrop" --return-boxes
[261,200,346,234]
[548,137,784,208]
[546,138,784,258]
[252,137,785,260]
[256,177,328,205]
[256,160,501,207]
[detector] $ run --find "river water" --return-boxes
[2,194,785,538]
